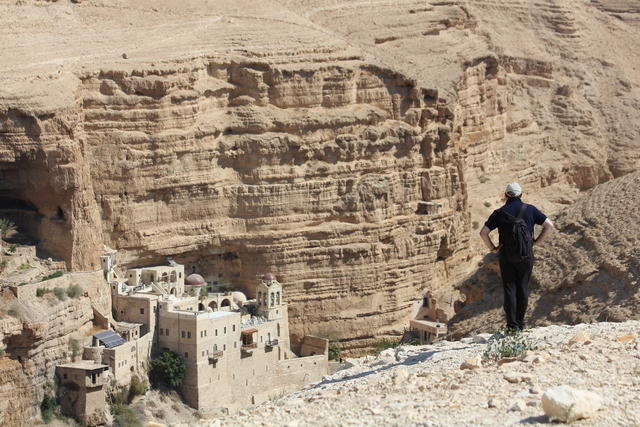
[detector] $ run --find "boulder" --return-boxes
[567,332,591,346]
[541,386,601,422]
[460,354,482,370]
[473,333,493,344]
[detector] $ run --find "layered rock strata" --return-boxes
[2,0,640,353]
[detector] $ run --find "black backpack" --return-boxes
[497,204,533,263]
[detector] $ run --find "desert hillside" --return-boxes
[450,171,640,338]
[1,1,640,425]
[1,0,639,370]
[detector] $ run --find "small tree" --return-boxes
[128,375,146,400]
[150,351,186,389]
[53,287,66,301]
[40,394,58,423]
[66,284,83,299]
[0,219,16,263]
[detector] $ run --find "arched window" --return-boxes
[221,299,231,308]
[276,291,280,305]
[198,303,204,311]
[277,323,281,337]
[270,293,275,307]
[209,301,218,311]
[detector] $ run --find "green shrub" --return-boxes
[328,343,342,361]
[18,263,31,270]
[483,201,491,208]
[373,338,400,352]
[66,284,83,299]
[8,244,17,253]
[128,375,146,400]
[53,287,66,301]
[479,175,489,183]
[0,345,6,357]
[0,260,7,267]
[40,394,58,423]
[472,220,480,229]
[111,403,141,427]
[482,329,538,361]
[36,288,52,297]
[150,351,186,389]
[113,388,129,405]
[42,271,64,281]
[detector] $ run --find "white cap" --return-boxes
[505,182,522,197]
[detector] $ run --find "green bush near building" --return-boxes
[150,351,186,390]
[42,271,64,281]
[66,284,83,299]
[53,287,66,301]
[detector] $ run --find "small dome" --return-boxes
[185,273,206,286]
[262,273,277,281]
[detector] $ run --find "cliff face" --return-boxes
[1,0,640,353]
[0,293,97,426]
[2,58,470,351]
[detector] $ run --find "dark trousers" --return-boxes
[499,255,534,330]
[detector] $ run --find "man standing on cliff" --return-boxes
[479,183,554,331]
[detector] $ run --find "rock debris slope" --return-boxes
[1,0,640,352]
[217,321,640,426]
[450,171,640,338]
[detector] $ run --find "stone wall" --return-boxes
[9,270,110,315]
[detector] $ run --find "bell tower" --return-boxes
[256,273,283,321]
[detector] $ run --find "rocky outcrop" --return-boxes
[0,287,102,426]
[212,321,639,426]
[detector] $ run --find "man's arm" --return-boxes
[479,226,500,252]
[534,218,554,246]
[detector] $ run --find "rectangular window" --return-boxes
[181,331,185,338]
[166,328,169,336]
[223,344,226,351]
[160,329,164,336]
[188,332,191,339]
[224,327,227,334]
[215,329,218,336]
[185,352,188,359]
[233,325,236,332]
[140,308,144,315]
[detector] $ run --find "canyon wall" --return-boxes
[2,0,640,353]
[0,270,110,426]
[2,58,471,352]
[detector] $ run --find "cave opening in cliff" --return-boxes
[0,194,41,244]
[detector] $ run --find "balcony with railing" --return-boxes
[208,350,224,361]
[265,339,279,348]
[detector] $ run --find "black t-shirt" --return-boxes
[484,197,547,236]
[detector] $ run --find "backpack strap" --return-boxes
[516,203,528,220]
